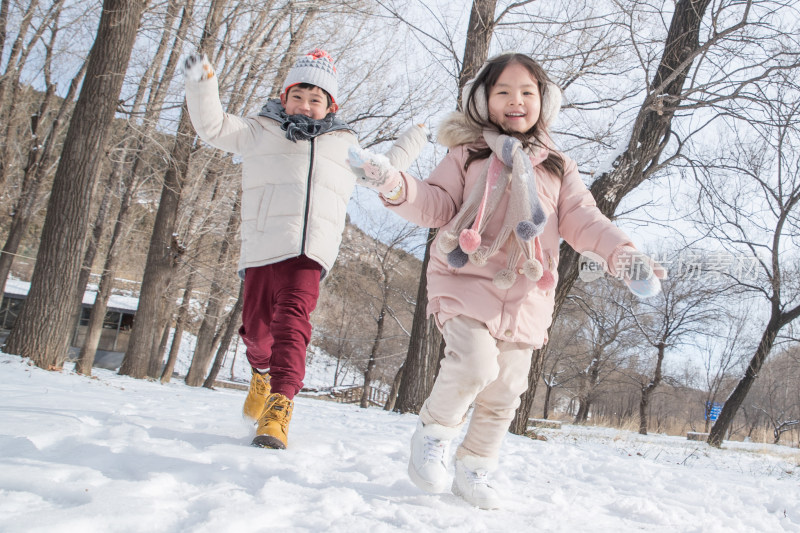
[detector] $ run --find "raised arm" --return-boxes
[183,53,260,155]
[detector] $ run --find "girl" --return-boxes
[349,53,663,509]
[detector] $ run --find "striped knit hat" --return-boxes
[282,48,338,107]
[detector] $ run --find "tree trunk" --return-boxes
[542,382,552,419]
[0,60,85,297]
[384,363,404,411]
[361,297,387,409]
[458,0,496,92]
[69,169,115,370]
[74,176,139,375]
[160,274,196,383]
[394,0,497,414]
[394,230,439,413]
[0,0,40,186]
[185,190,240,386]
[119,0,228,379]
[510,0,713,434]
[185,278,228,385]
[203,282,244,388]
[638,391,650,435]
[708,310,799,446]
[575,398,590,424]
[639,342,666,435]
[0,0,10,69]
[3,0,147,369]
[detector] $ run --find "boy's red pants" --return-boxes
[239,255,322,399]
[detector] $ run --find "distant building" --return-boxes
[1,279,138,359]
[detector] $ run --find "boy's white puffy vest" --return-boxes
[185,79,357,279]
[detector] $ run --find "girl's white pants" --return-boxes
[419,314,533,462]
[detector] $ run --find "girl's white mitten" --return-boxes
[183,53,215,82]
[347,146,403,196]
[615,246,665,298]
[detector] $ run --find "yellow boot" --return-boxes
[252,393,294,449]
[242,369,271,421]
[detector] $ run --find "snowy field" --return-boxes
[1,353,798,532]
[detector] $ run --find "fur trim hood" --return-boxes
[436,111,483,149]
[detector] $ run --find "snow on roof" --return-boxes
[4,279,139,313]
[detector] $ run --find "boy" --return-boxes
[183,48,358,449]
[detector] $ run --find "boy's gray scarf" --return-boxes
[258,99,352,142]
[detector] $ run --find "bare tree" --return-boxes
[159,271,197,383]
[751,350,800,444]
[698,310,749,432]
[0,56,86,298]
[119,0,229,378]
[566,282,636,423]
[75,0,196,375]
[626,253,719,435]
[394,0,499,414]
[511,0,800,434]
[539,308,584,419]
[184,179,241,386]
[4,0,148,369]
[700,81,800,446]
[203,282,244,388]
[353,219,421,408]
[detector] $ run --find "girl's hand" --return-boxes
[615,247,667,298]
[347,146,404,198]
[183,53,215,82]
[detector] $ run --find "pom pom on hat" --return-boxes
[282,48,338,105]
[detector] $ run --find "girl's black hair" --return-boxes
[463,53,564,178]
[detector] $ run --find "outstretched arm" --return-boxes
[183,53,259,155]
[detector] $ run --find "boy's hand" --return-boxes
[183,53,215,82]
[347,145,403,196]
[615,246,666,298]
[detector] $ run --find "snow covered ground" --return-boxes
[1,353,798,532]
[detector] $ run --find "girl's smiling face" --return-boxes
[487,62,542,133]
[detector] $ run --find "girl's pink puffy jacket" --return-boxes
[387,113,634,347]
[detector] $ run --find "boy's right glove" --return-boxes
[183,53,215,82]
[347,146,403,196]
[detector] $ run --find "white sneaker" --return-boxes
[452,455,501,510]
[408,419,460,493]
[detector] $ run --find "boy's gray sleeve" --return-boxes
[184,78,259,155]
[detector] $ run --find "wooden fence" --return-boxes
[332,385,388,407]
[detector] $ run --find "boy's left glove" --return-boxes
[183,53,215,82]
[615,246,667,299]
[347,146,403,196]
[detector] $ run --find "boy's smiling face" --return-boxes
[280,85,335,120]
